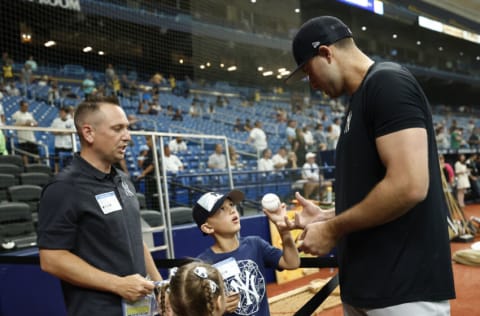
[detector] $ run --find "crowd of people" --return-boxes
[1,14,468,316]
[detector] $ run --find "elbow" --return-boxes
[403,179,429,207]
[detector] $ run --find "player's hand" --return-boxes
[297,221,337,256]
[115,274,155,302]
[225,292,240,313]
[289,192,334,230]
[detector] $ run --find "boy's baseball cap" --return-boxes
[285,16,353,84]
[192,190,244,228]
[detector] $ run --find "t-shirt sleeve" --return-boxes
[37,181,78,250]
[253,236,283,269]
[366,69,427,138]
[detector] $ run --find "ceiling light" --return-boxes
[227,66,237,71]
[438,46,443,51]
[262,71,273,76]
[294,8,300,13]
[98,51,105,55]
[392,34,397,39]
[179,59,184,64]
[206,62,211,67]
[416,40,421,45]
[220,63,225,68]
[199,64,205,69]
[44,40,56,47]
[361,26,367,31]
[251,0,256,3]
[257,66,263,71]
[82,46,92,53]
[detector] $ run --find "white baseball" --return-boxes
[262,193,281,212]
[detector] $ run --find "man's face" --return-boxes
[303,49,343,98]
[91,104,131,164]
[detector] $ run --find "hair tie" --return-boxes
[193,266,218,293]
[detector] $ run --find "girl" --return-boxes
[158,262,225,316]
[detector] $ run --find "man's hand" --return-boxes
[289,192,334,230]
[297,221,337,256]
[115,274,155,302]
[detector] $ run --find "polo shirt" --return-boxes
[37,154,145,316]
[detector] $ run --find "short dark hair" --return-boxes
[74,95,120,138]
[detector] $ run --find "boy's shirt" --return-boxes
[197,236,282,316]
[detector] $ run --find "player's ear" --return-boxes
[200,222,214,234]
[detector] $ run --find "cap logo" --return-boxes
[312,41,321,48]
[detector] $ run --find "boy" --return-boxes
[192,190,300,316]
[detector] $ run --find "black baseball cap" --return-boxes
[192,190,244,228]
[285,16,353,84]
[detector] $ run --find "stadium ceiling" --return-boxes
[419,0,480,28]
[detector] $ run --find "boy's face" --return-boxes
[203,199,241,235]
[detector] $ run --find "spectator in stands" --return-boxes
[272,146,288,170]
[285,119,297,147]
[2,58,14,84]
[302,152,321,199]
[168,74,176,93]
[439,154,454,191]
[450,127,463,149]
[313,123,327,151]
[303,125,315,151]
[12,100,39,165]
[158,261,226,316]
[466,154,480,200]
[47,80,61,106]
[5,82,20,96]
[165,104,174,117]
[38,97,162,316]
[468,127,480,149]
[233,118,245,132]
[127,114,142,131]
[228,145,243,169]
[435,124,450,149]
[194,189,300,316]
[24,56,37,73]
[20,63,33,88]
[172,108,183,121]
[162,145,184,173]
[189,101,202,117]
[247,120,268,157]
[105,64,116,95]
[244,118,252,132]
[50,107,75,173]
[455,154,470,208]
[168,136,187,154]
[208,143,227,170]
[81,73,95,100]
[292,127,307,167]
[0,99,7,155]
[257,148,274,171]
[137,136,157,209]
[286,150,298,169]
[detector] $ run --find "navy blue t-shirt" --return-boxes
[197,236,282,316]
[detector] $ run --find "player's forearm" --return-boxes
[328,175,426,239]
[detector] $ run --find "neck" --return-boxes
[80,150,111,174]
[211,235,239,253]
[342,49,374,95]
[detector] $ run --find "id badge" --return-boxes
[122,294,157,316]
[95,191,122,214]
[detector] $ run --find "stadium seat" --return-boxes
[0,173,16,202]
[140,210,164,227]
[7,185,43,222]
[0,202,37,250]
[19,172,51,187]
[169,207,193,225]
[0,155,24,168]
